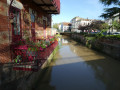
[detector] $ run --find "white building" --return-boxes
[105,13,119,33]
[70,16,94,32]
[59,22,71,32]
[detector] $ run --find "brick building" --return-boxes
[0,0,60,64]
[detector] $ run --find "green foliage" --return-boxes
[55,33,61,38]
[104,34,120,40]
[28,47,37,51]
[95,29,107,38]
[41,44,46,49]
[90,22,109,30]
[50,38,55,42]
[99,0,120,6]
[86,37,96,41]
[99,0,120,19]
[79,32,88,35]
[53,23,59,30]
[85,37,96,48]
[112,21,120,30]
[78,21,108,32]
[101,23,109,29]
[45,40,50,46]
[36,40,46,49]
[100,7,120,19]
[39,40,46,48]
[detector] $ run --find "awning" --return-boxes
[7,0,23,10]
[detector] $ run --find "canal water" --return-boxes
[35,36,120,90]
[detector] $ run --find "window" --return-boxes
[13,10,20,35]
[29,8,35,22]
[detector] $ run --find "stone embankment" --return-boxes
[71,33,120,60]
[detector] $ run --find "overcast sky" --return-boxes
[52,0,114,23]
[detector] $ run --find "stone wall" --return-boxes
[71,33,120,60]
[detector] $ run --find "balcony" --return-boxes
[33,0,60,14]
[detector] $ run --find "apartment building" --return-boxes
[70,16,93,32]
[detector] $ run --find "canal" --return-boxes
[35,36,120,90]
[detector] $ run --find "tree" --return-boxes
[100,7,120,19]
[99,0,120,6]
[78,25,87,32]
[53,23,59,30]
[78,21,108,32]
[88,21,108,31]
[112,20,120,31]
[99,0,120,19]
[101,23,109,29]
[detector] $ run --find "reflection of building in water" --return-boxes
[58,38,62,47]
[69,44,80,56]
[62,39,69,45]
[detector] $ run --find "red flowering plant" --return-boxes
[36,40,47,51]
[50,38,55,44]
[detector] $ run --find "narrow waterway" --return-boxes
[35,36,120,90]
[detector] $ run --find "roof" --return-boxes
[62,22,71,26]
[71,16,95,22]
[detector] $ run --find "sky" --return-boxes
[52,0,114,23]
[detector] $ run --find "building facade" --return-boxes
[59,22,71,32]
[105,13,120,33]
[70,16,93,32]
[0,0,60,63]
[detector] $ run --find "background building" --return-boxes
[105,13,120,33]
[59,22,71,32]
[70,16,94,32]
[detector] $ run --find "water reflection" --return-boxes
[35,67,56,90]
[35,36,120,90]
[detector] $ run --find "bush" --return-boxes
[104,35,120,40]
